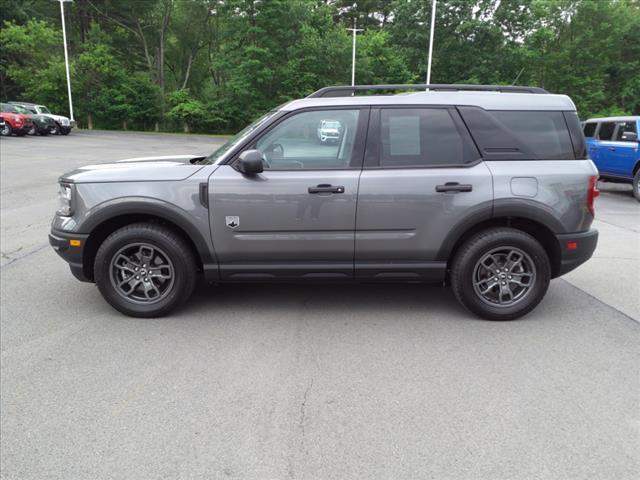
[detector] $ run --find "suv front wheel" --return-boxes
[94,223,197,317]
[451,228,551,321]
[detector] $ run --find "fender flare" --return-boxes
[436,198,566,261]
[79,197,216,265]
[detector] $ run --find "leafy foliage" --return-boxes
[1,0,638,132]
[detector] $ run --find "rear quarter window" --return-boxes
[583,122,597,138]
[458,107,576,160]
[490,111,575,160]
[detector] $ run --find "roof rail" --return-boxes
[307,84,549,98]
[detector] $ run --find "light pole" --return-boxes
[346,20,363,87]
[426,0,437,89]
[54,0,74,122]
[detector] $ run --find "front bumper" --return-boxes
[49,229,91,282]
[555,229,598,277]
[14,124,31,134]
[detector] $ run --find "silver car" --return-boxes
[49,84,599,320]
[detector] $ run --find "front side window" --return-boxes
[255,109,360,170]
[597,122,615,140]
[379,108,473,167]
[614,121,637,141]
[583,122,597,138]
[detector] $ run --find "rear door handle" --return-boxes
[308,184,345,194]
[608,146,616,151]
[436,182,473,193]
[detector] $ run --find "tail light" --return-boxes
[587,175,599,217]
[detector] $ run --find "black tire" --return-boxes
[450,228,551,321]
[0,123,11,136]
[50,123,60,135]
[94,223,198,318]
[60,127,70,135]
[633,169,640,202]
[28,125,37,135]
[38,127,49,136]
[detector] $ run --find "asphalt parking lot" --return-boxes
[1,131,639,479]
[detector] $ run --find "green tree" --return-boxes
[166,88,206,132]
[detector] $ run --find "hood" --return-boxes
[60,154,207,183]
[42,113,70,125]
[1,112,30,123]
[31,114,54,124]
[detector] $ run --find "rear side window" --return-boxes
[378,108,477,167]
[583,122,597,137]
[459,107,576,160]
[614,121,637,141]
[597,122,615,140]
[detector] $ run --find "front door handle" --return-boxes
[436,182,473,193]
[308,184,345,194]
[608,146,616,151]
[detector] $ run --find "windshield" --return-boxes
[38,106,51,114]
[204,111,279,164]
[1,103,18,113]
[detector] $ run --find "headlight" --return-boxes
[57,183,73,216]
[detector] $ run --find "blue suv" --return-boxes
[582,116,640,201]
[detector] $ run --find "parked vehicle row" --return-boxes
[582,116,640,201]
[50,83,600,321]
[0,101,74,137]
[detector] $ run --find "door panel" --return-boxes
[355,163,494,280]
[209,165,360,279]
[594,121,616,174]
[608,121,639,177]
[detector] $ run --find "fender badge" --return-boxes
[225,216,240,229]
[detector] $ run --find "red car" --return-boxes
[0,102,33,137]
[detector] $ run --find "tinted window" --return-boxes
[614,121,637,141]
[255,109,360,170]
[564,112,587,159]
[597,122,615,140]
[491,111,574,160]
[379,108,475,167]
[583,122,597,137]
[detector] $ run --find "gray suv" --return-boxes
[49,84,599,320]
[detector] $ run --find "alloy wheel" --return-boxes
[472,246,536,307]
[109,243,175,304]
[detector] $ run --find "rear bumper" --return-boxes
[49,229,91,282]
[555,229,598,277]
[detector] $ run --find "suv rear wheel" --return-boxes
[633,169,640,202]
[451,228,551,321]
[94,223,197,318]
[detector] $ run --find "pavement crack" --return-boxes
[0,243,49,268]
[298,378,314,452]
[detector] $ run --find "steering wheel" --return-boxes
[270,143,284,158]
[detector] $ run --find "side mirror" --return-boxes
[237,149,264,174]
[621,131,638,142]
